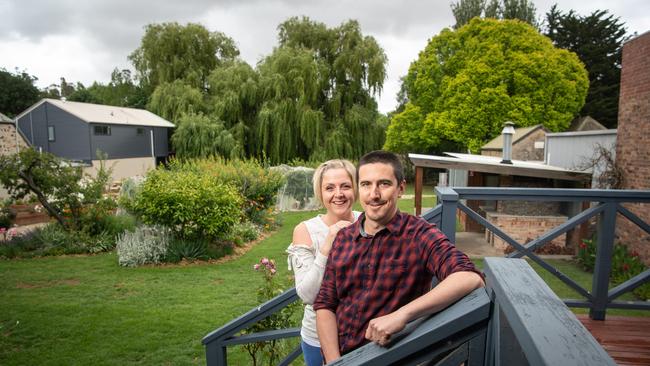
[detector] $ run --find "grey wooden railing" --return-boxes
[433,187,650,320]
[203,187,648,365]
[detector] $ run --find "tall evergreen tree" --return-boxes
[544,6,627,128]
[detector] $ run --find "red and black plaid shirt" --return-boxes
[313,211,481,355]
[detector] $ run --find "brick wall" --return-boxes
[497,175,562,215]
[485,211,568,252]
[615,32,650,265]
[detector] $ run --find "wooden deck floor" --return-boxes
[577,315,650,366]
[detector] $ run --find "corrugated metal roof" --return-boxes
[409,152,591,182]
[481,124,546,150]
[17,99,175,128]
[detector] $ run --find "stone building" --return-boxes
[0,113,29,199]
[0,112,28,156]
[615,31,650,265]
[481,124,547,161]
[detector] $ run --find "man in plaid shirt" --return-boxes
[313,150,484,363]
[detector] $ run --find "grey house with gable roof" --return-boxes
[15,99,175,180]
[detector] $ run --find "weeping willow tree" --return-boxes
[171,113,240,159]
[129,22,239,91]
[207,61,261,157]
[147,18,387,164]
[255,47,324,163]
[148,80,205,125]
[253,17,388,164]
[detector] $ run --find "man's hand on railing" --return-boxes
[365,310,408,346]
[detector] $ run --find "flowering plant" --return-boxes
[241,257,300,366]
[577,237,649,300]
[0,227,18,242]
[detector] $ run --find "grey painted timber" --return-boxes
[330,288,490,365]
[484,257,616,366]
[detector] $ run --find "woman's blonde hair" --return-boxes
[312,159,358,206]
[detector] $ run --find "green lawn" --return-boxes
[1,198,647,365]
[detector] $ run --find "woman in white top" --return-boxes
[287,159,360,366]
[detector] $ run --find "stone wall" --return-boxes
[0,123,28,156]
[0,123,29,199]
[615,31,650,265]
[512,128,546,161]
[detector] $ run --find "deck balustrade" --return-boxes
[203,188,649,365]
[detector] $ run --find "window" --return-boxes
[47,126,55,142]
[136,127,145,136]
[94,125,111,136]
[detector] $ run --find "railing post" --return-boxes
[435,187,458,244]
[415,166,424,216]
[590,202,617,320]
[205,340,227,366]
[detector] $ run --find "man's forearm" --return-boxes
[365,271,484,345]
[399,271,484,321]
[316,309,341,363]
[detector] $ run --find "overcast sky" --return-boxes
[1,0,648,113]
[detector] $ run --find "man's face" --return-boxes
[358,162,405,228]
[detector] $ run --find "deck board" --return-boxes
[577,315,650,366]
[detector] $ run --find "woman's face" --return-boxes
[321,168,355,218]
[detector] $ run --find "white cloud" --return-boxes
[1,0,649,114]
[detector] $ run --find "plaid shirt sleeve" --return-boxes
[418,223,483,281]
[313,241,339,312]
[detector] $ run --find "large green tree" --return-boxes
[207,61,261,157]
[544,6,627,128]
[261,17,387,163]
[129,22,239,92]
[68,69,148,108]
[0,68,40,117]
[451,0,538,29]
[147,80,205,125]
[171,113,238,159]
[386,18,588,154]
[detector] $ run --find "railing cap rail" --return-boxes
[202,287,297,345]
[434,187,650,202]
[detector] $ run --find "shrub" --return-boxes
[172,158,285,225]
[95,214,137,238]
[577,237,649,300]
[165,237,208,262]
[117,176,144,214]
[0,200,16,229]
[132,168,243,241]
[0,148,113,232]
[228,221,260,246]
[116,225,171,267]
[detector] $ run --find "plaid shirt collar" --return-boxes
[355,210,406,239]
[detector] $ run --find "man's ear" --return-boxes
[398,180,406,198]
